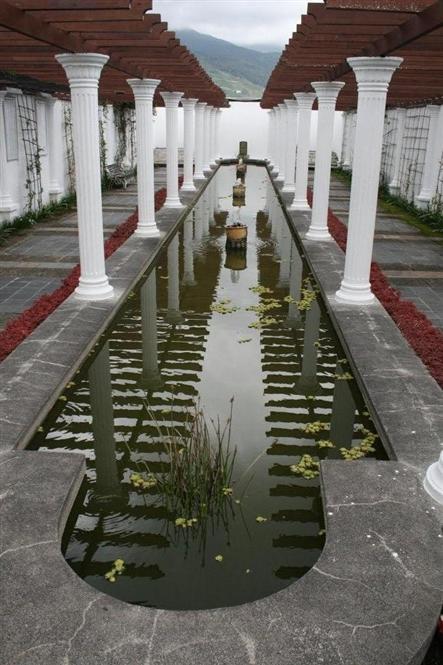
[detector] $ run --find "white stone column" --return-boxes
[0,92,17,221]
[290,93,316,211]
[44,96,63,202]
[215,108,222,162]
[180,97,198,193]
[388,108,407,196]
[282,99,298,194]
[340,112,352,171]
[194,101,206,180]
[275,103,286,183]
[128,78,161,236]
[266,110,273,165]
[56,53,113,301]
[166,234,182,324]
[336,56,403,305]
[89,342,120,499]
[161,91,184,208]
[141,269,163,390]
[210,106,217,167]
[307,82,345,240]
[415,105,443,209]
[424,452,443,506]
[272,107,280,175]
[203,105,212,172]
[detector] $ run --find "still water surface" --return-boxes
[30,166,384,609]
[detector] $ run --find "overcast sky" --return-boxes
[153,1,322,49]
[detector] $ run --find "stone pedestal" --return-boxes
[181,98,198,193]
[290,92,316,211]
[56,53,114,301]
[128,78,161,236]
[194,102,207,180]
[336,57,402,305]
[415,105,443,209]
[160,91,184,208]
[388,108,407,196]
[282,99,298,194]
[306,82,344,240]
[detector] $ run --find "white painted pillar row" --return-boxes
[160,91,184,208]
[275,103,287,183]
[307,81,345,240]
[203,105,212,172]
[141,269,162,390]
[56,53,113,301]
[0,91,17,221]
[290,92,316,211]
[415,104,443,209]
[181,97,198,193]
[388,107,407,196]
[336,56,403,305]
[282,99,298,194]
[44,96,63,202]
[128,78,161,236]
[194,101,206,180]
[89,342,120,498]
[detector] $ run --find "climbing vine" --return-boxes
[63,103,75,194]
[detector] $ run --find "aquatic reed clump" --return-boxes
[140,398,237,523]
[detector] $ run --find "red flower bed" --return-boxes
[0,180,182,363]
[307,190,443,388]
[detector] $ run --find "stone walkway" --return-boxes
[0,167,178,331]
[310,173,443,331]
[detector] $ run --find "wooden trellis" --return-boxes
[16,94,43,212]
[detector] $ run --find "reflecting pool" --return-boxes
[30,166,385,610]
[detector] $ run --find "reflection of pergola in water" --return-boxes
[67,183,225,575]
[255,197,360,578]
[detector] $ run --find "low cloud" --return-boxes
[153,0,323,49]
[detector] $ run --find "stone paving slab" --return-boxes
[1,450,441,665]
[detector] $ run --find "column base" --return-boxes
[180,182,197,193]
[210,161,217,168]
[414,194,431,210]
[275,174,285,183]
[342,164,352,172]
[424,452,443,506]
[165,197,184,209]
[0,198,17,222]
[336,281,375,305]
[165,309,183,325]
[305,227,332,241]
[203,167,212,174]
[290,199,311,212]
[281,184,295,194]
[75,277,114,301]
[135,224,160,238]
[193,172,206,181]
[388,183,400,196]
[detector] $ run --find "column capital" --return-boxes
[181,97,198,109]
[311,81,345,104]
[196,101,207,110]
[293,92,316,109]
[347,56,403,92]
[284,99,298,111]
[425,103,441,117]
[160,91,184,107]
[127,78,161,100]
[278,102,286,110]
[55,53,109,87]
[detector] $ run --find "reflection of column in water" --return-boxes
[330,362,356,449]
[166,234,183,324]
[208,184,216,227]
[182,218,196,286]
[231,270,240,283]
[202,189,211,233]
[263,180,272,216]
[297,299,321,394]
[141,270,163,390]
[194,199,203,242]
[273,208,283,258]
[277,220,292,286]
[88,342,121,499]
[286,242,303,327]
[213,175,220,213]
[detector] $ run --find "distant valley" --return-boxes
[176,29,280,99]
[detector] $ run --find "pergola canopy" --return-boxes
[0,1,227,107]
[261,0,443,110]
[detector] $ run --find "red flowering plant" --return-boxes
[306,189,443,388]
[0,179,182,363]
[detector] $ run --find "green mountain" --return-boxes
[177,29,279,98]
